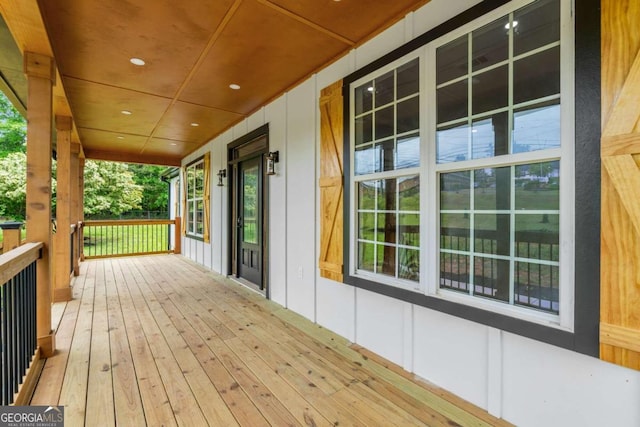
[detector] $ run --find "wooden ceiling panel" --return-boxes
[179,0,349,113]
[154,102,244,144]
[63,77,171,136]
[267,0,431,42]
[3,0,429,164]
[38,0,236,98]
[77,128,147,154]
[143,137,200,158]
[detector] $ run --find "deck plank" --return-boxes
[31,255,512,427]
[104,259,146,427]
[85,260,116,427]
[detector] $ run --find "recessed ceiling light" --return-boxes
[117,136,125,139]
[170,143,177,146]
[505,20,518,30]
[229,83,241,90]
[130,57,145,66]
[190,122,199,127]
[121,110,132,115]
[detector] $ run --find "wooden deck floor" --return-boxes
[31,255,510,427]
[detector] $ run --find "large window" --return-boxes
[184,154,210,240]
[348,0,573,327]
[351,56,421,289]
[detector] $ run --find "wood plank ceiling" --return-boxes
[1,0,431,166]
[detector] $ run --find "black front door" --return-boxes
[237,156,262,288]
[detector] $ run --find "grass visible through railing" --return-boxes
[83,219,174,258]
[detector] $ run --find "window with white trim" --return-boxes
[348,0,573,326]
[351,56,421,288]
[185,158,205,237]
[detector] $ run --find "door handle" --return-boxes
[237,217,242,227]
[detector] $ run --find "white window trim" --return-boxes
[425,0,575,331]
[186,158,205,238]
[348,0,575,332]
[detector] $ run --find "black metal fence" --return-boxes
[440,227,560,313]
[1,248,38,405]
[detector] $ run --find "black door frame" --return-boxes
[227,124,270,296]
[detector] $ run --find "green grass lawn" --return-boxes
[83,224,170,257]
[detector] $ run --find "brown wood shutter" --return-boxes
[600,0,640,370]
[319,80,344,282]
[203,152,211,243]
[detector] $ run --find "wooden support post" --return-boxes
[53,116,73,302]
[0,221,23,252]
[70,143,81,276]
[24,51,56,357]
[174,217,182,254]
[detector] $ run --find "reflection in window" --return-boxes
[439,160,561,313]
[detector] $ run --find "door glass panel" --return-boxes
[243,164,259,244]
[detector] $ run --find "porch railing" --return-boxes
[82,218,181,259]
[0,242,43,405]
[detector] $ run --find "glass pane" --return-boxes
[377,179,396,211]
[515,161,560,210]
[514,0,560,56]
[397,58,420,98]
[440,252,470,292]
[374,139,395,172]
[474,214,511,256]
[513,102,561,153]
[377,213,397,244]
[436,35,468,85]
[398,175,420,211]
[357,242,375,273]
[437,80,468,124]
[440,171,470,211]
[376,244,396,277]
[397,134,420,170]
[399,248,420,282]
[440,213,470,250]
[242,165,258,244]
[474,166,511,210]
[472,65,508,115]
[471,112,509,159]
[515,214,559,261]
[399,214,420,247]
[375,106,394,139]
[397,96,419,134]
[355,144,375,176]
[513,47,560,104]
[375,71,395,107]
[472,17,509,71]
[357,181,376,210]
[474,257,509,302]
[437,122,470,163]
[355,113,373,146]
[355,81,373,115]
[514,262,559,313]
[358,212,376,241]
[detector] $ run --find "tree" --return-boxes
[128,164,169,212]
[0,92,27,157]
[83,160,143,216]
[0,152,28,219]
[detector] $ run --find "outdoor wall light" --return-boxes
[217,169,226,186]
[266,151,279,176]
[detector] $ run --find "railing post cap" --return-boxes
[0,221,24,230]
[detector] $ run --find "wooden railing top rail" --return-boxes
[83,219,174,227]
[0,242,43,286]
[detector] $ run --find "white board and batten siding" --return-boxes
[180,0,640,425]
